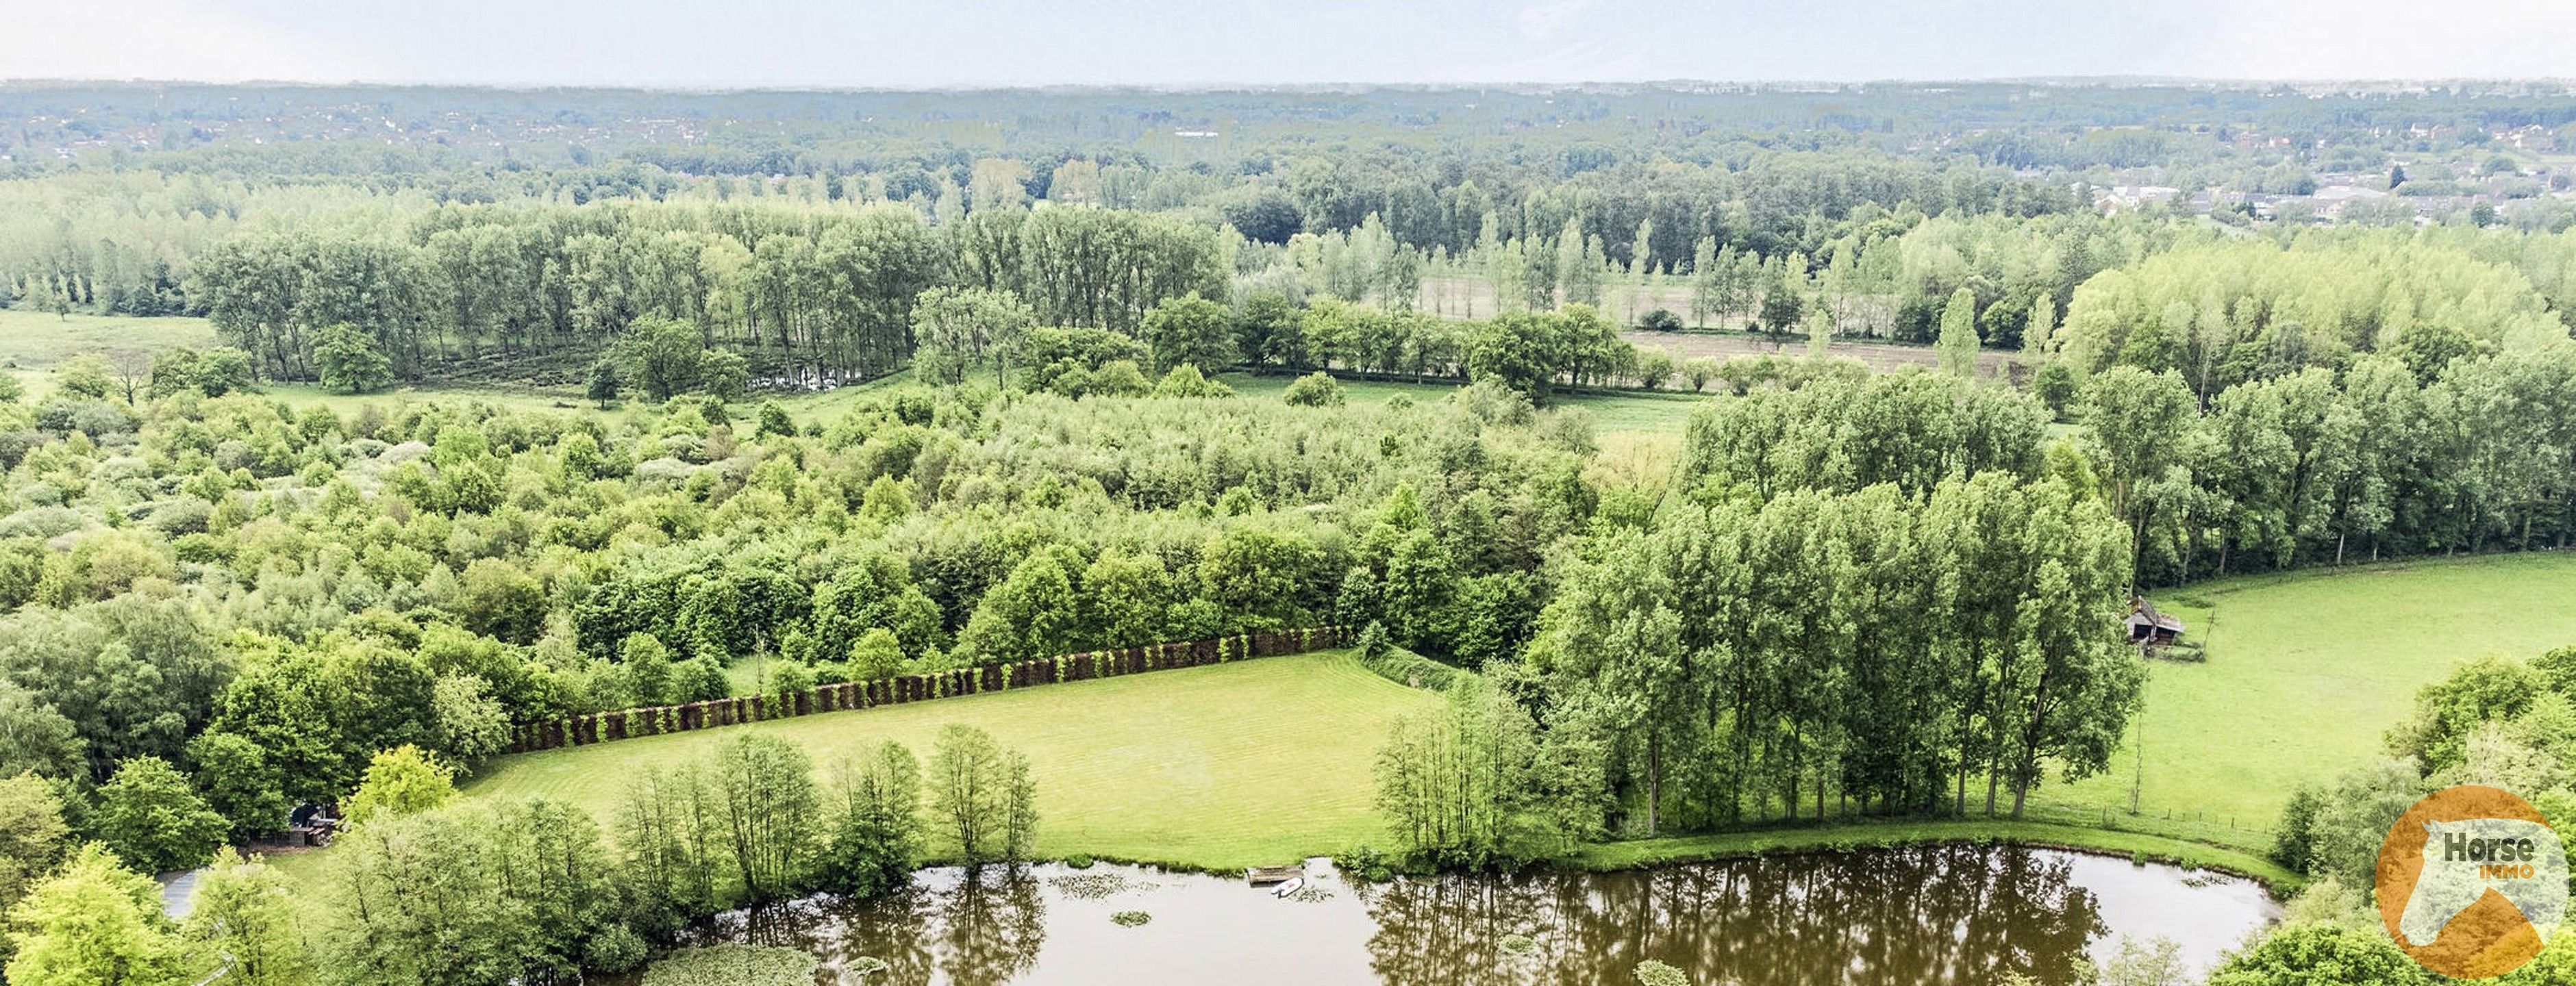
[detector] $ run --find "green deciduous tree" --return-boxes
[3,844,195,986]
[93,755,228,874]
[341,745,458,826]
[184,851,314,986]
[821,741,923,898]
[312,323,394,394]
[925,725,1038,866]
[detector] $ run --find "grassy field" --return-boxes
[467,650,1440,870]
[2033,551,2576,850]
[0,309,221,400]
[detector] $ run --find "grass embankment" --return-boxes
[468,650,1440,872]
[1579,819,2301,888]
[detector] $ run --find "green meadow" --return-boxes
[467,650,1440,871]
[2036,551,2576,850]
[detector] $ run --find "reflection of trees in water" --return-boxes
[685,866,1045,986]
[933,868,1047,986]
[1366,846,2108,986]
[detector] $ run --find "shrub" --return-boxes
[640,946,819,986]
[1353,634,1468,693]
[1281,371,1345,407]
[1639,309,1685,331]
[1111,910,1151,927]
[1634,959,1690,986]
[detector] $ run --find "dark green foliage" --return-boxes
[819,741,923,898]
[2270,785,2323,873]
[314,323,395,394]
[1638,309,1685,331]
[92,755,228,875]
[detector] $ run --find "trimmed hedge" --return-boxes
[509,627,1345,754]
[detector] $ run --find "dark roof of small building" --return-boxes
[2126,596,2185,633]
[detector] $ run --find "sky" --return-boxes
[10,0,2576,87]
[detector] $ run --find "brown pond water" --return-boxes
[672,844,2276,986]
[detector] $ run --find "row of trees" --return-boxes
[1,724,1040,986]
[190,201,1227,387]
[1376,468,2140,862]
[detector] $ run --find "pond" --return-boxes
[671,844,2277,986]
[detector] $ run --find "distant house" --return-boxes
[2125,596,2185,645]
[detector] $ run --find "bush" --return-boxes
[1281,371,1345,407]
[1634,959,1690,986]
[1639,309,1685,331]
[1353,632,1468,693]
[640,946,821,986]
[1111,910,1151,927]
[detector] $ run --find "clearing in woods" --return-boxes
[466,650,1441,870]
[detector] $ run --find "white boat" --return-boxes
[1271,876,1304,898]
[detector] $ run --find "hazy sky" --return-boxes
[13,0,2576,86]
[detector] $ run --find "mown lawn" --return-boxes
[466,650,1440,871]
[2035,551,2576,850]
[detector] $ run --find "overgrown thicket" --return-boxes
[0,369,1594,875]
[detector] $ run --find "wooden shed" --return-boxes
[2125,596,2185,645]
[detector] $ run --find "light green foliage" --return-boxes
[320,798,620,986]
[925,724,1039,865]
[184,851,313,986]
[709,733,822,900]
[2205,922,2429,986]
[1151,363,1234,399]
[429,674,511,768]
[1936,286,1980,375]
[0,773,68,970]
[54,355,114,400]
[613,316,747,402]
[342,744,458,826]
[1375,679,1590,865]
[846,627,907,681]
[0,683,82,781]
[638,945,818,986]
[1281,370,1345,407]
[955,553,1080,665]
[3,844,195,986]
[2097,936,2188,986]
[1633,959,1689,986]
[92,755,229,874]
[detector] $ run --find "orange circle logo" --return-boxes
[2375,785,2568,978]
